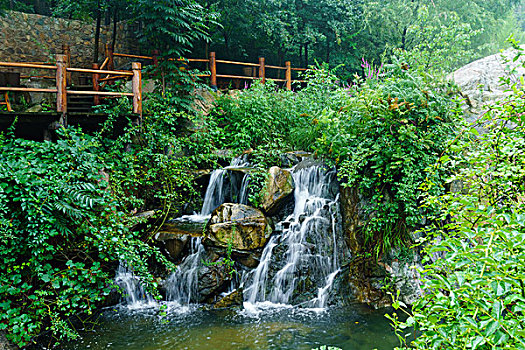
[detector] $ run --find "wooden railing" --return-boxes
[0,53,142,115]
[109,49,306,90]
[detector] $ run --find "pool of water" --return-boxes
[65,303,400,350]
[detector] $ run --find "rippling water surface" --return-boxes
[65,303,399,350]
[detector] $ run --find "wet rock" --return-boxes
[260,167,294,215]
[346,257,390,309]
[339,186,368,254]
[198,262,230,300]
[206,204,273,251]
[213,289,243,309]
[155,218,205,260]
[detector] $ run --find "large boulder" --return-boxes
[451,46,525,123]
[260,166,294,215]
[206,203,273,251]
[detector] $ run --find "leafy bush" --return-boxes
[388,41,525,349]
[0,129,171,347]
[314,61,461,255]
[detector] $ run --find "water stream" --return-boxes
[243,164,346,309]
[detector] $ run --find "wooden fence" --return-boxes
[0,44,142,115]
[108,46,306,90]
[0,43,307,115]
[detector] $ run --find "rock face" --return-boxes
[260,166,295,215]
[452,46,525,122]
[155,218,205,260]
[198,263,230,301]
[206,203,272,251]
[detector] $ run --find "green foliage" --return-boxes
[0,128,171,347]
[136,0,216,57]
[313,62,460,256]
[388,40,525,349]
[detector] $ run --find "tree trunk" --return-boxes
[93,0,102,63]
[305,44,309,67]
[111,8,118,51]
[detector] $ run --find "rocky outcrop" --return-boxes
[451,46,525,122]
[206,203,272,251]
[155,218,205,260]
[260,166,294,215]
[198,263,230,301]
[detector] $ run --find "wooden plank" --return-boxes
[291,67,307,71]
[216,59,260,67]
[100,74,129,82]
[0,62,56,69]
[0,87,57,92]
[67,90,134,96]
[92,63,100,106]
[99,57,110,70]
[259,57,266,83]
[286,61,292,90]
[187,58,209,63]
[210,52,217,88]
[132,62,142,116]
[114,53,153,60]
[56,54,67,113]
[265,65,287,70]
[67,68,133,76]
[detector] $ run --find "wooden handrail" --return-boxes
[67,67,133,76]
[265,65,287,70]
[114,53,153,60]
[0,62,56,69]
[68,90,134,96]
[216,59,259,67]
[0,87,57,93]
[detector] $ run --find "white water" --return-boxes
[166,237,206,305]
[114,264,157,309]
[238,174,250,205]
[243,164,344,309]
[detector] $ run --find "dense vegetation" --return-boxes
[1,0,525,348]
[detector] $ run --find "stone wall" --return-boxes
[0,11,138,68]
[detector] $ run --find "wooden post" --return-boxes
[285,61,292,90]
[105,43,114,71]
[92,63,100,106]
[56,54,67,113]
[259,57,266,83]
[62,44,71,85]
[132,62,142,116]
[210,52,217,90]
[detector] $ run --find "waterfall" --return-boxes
[166,237,206,305]
[114,263,157,309]
[200,169,227,216]
[238,174,250,205]
[243,164,344,308]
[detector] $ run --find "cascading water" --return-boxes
[114,263,157,309]
[243,164,345,309]
[238,174,250,205]
[200,169,227,216]
[165,237,206,305]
